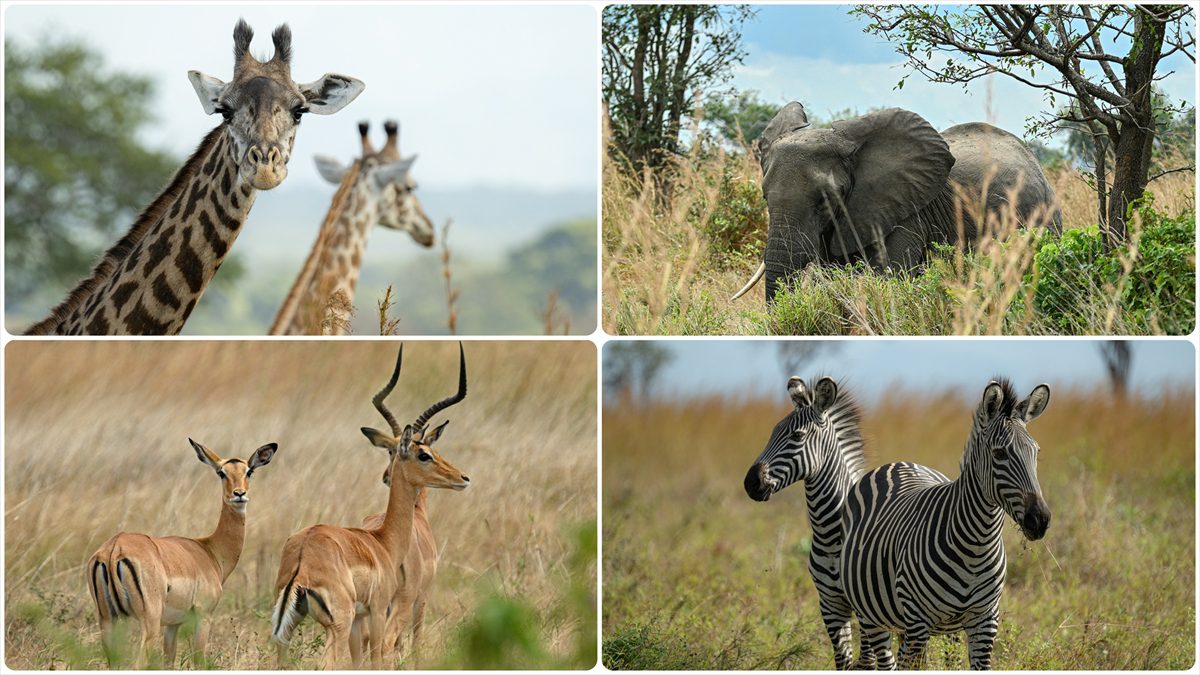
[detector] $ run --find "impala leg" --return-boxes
[321,621,350,671]
[348,617,362,667]
[191,616,210,666]
[275,640,290,670]
[965,612,999,670]
[137,607,164,669]
[367,610,387,669]
[97,614,118,667]
[410,598,428,663]
[162,624,179,668]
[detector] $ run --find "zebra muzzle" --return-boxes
[744,464,774,502]
[1020,493,1051,540]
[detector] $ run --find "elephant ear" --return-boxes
[754,102,811,167]
[828,108,954,257]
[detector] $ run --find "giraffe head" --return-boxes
[314,120,435,247]
[188,19,365,191]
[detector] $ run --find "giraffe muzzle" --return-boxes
[245,144,288,190]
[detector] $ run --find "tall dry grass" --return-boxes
[603,386,1195,670]
[4,340,596,670]
[601,136,1196,336]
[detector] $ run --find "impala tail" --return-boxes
[89,544,146,622]
[271,571,333,645]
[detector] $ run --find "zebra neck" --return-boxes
[803,455,853,548]
[948,466,1006,554]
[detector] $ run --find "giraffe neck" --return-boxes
[25,124,257,335]
[279,173,377,335]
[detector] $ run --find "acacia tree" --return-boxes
[852,4,1195,249]
[603,5,755,172]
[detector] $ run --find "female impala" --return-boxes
[271,344,470,669]
[87,440,278,667]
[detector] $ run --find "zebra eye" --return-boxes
[991,446,1007,460]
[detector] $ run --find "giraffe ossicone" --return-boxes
[25,19,364,335]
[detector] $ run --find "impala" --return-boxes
[271,344,470,669]
[87,440,278,667]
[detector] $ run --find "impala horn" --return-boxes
[413,342,467,430]
[730,262,766,301]
[372,344,404,436]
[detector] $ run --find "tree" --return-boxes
[603,5,756,172]
[1098,340,1133,400]
[702,90,781,146]
[776,342,843,379]
[604,342,674,404]
[4,37,241,302]
[852,5,1195,249]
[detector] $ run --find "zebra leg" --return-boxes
[818,596,854,669]
[858,622,895,670]
[896,624,931,670]
[965,613,999,670]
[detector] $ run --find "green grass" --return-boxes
[602,392,1196,670]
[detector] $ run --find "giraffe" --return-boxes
[23,19,364,335]
[269,120,434,335]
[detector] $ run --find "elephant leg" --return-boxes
[877,224,927,273]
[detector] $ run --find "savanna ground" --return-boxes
[4,341,596,670]
[602,137,1196,336]
[603,388,1196,670]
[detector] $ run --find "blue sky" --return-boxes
[3,4,598,192]
[733,5,1196,137]
[607,340,1196,404]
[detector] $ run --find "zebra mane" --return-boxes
[991,376,1019,418]
[813,375,868,484]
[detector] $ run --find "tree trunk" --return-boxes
[1089,123,1108,231]
[1104,5,1167,249]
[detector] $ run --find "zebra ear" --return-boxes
[1019,384,1050,422]
[813,377,838,412]
[787,376,809,408]
[979,381,1006,425]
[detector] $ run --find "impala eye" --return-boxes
[418,451,433,462]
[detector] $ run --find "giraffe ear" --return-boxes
[372,156,417,189]
[314,155,348,184]
[188,71,228,115]
[298,73,365,115]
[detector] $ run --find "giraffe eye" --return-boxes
[292,106,308,123]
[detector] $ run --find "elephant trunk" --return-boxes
[763,208,818,304]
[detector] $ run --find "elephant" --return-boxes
[732,102,1062,303]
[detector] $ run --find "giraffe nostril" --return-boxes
[248,146,264,165]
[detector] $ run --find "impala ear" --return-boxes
[399,425,415,458]
[361,427,393,450]
[189,438,224,473]
[247,443,278,474]
[424,420,450,445]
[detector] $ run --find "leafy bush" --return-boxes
[694,159,767,269]
[1032,201,1195,334]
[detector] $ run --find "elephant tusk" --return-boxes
[730,262,766,301]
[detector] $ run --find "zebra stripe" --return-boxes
[839,379,1051,670]
[744,376,867,670]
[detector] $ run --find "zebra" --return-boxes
[743,376,868,670]
[839,378,1051,670]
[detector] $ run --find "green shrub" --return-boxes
[695,160,767,269]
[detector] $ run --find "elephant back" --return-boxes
[942,122,1062,233]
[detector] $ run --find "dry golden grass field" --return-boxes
[4,340,596,670]
[603,386,1196,670]
[602,140,1196,336]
